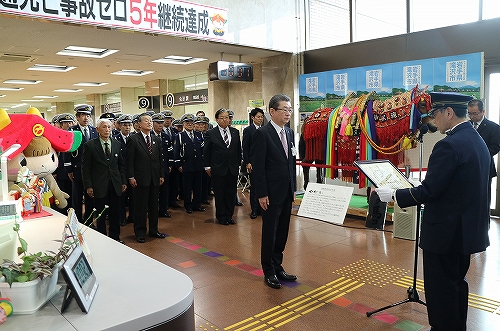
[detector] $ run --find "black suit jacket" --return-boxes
[127,132,164,187]
[396,122,490,255]
[242,124,258,166]
[475,117,500,178]
[82,137,126,198]
[203,126,241,177]
[251,122,296,204]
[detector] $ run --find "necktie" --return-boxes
[189,132,194,141]
[280,129,288,158]
[83,127,89,140]
[473,122,478,130]
[146,135,152,154]
[104,142,110,159]
[223,129,229,147]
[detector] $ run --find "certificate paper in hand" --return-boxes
[354,159,413,189]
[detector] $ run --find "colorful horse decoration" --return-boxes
[302,85,431,188]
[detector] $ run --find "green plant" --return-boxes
[0,206,108,287]
[0,221,73,287]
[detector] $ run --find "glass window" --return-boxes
[308,0,350,50]
[354,0,406,42]
[482,0,500,20]
[410,0,479,32]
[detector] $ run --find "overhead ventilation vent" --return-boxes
[0,53,36,62]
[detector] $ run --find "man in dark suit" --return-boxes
[82,118,127,243]
[203,108,242,225]
[376,92,491,331]
[467,99,500,207]
[242,107,264,219]
[251,94,297,289]
[127,113,166,243]
[68,104,98,223]
[114,114,135,226]
[174,114,205,214]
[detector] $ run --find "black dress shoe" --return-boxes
[201,200,210,205]
[136,236,146,243]
[120,220,127,226]
[218,219,229,225]
[149,232,167,238]
[193,207,206,212]
[250,212,257,219]
[227,218,236,225]
[186,209,193,214]
[235,201,243,206]
[159,212,172,218]
[264,275,281,289]
[276,271,297,281]
[116,239,126,245]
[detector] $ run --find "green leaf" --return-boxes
[17,275,29,283]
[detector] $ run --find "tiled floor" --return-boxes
[119,191,500,331]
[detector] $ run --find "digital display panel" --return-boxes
[209,61,253,82]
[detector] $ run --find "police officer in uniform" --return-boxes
[152,113,174,218]
[68,104,98,223]
[53,113,75,215]
[114,114,135,225]
[174,114,205,214]
[195,116,211,205]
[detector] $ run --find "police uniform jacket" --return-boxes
[395,122,490,255]
[174,130,204,172]
[68,124,98,180]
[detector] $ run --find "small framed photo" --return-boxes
[61,245,99,313]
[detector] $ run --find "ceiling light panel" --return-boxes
[57,46,119,58]
[152,56,206,65]
[0,87,24,91]
[54,88,83,92]
[33,95,58,98]
[27,64,76,72]
[4,79,42,84]
[111,70,154,76]
[74,82,109,87]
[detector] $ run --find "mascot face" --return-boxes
[24,146,58,177]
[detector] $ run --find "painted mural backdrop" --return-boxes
[298,52,483,186]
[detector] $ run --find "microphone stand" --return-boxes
[366,127,427,317]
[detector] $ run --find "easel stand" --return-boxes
[366,130,427,317]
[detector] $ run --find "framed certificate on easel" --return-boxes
[354,159,414,189]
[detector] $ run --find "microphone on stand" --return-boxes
[417,124,429,142]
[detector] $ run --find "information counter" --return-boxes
[1,208,194,330]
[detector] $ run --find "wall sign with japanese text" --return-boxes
[0,0,228,42]
[163,88,207,107]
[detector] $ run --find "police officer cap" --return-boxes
[59,113,75,123]
[202,116,210,124]
[144,110,155,117]
[100,112,116,120]
[161,110,174,118]
[117,114,133,124]
[151,113,165,122]
[51,114,61,123]
[74,104,93,114]
[172,119,183,126]
[181,113,195,122]
[227,109,234,118]
[132,114,140,123]
[194,116,204,124]
[429,92,473,114]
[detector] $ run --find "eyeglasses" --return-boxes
[427,107,446,118]
[275,108,293,113]
[467,111,482,116]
